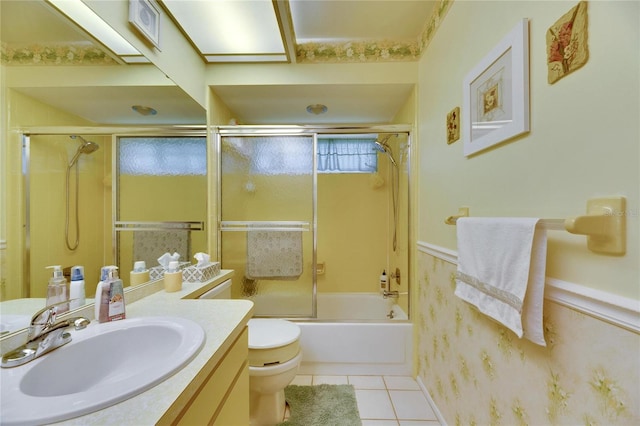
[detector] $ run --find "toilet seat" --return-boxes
[248,319,301,367]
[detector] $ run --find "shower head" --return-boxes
[69,135,99,166]
[373,135,397,167]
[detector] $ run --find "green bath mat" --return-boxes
[278,384,362,426]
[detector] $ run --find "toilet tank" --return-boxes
[198,279,232,299]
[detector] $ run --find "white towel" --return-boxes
[246,230,303,280]
[455,217,547,346]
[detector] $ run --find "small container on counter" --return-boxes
[164,261,182,293]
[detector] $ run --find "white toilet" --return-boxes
[198,281,302,425]
[248,318,302,425]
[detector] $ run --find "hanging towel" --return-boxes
[454,217,547,346]
[133,230,190,271]
[246,230,303,280]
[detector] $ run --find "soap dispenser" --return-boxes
[46,265,69,313]
[96,266,125,323]
[95,266,110,322]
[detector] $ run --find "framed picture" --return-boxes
[462,19,529,157]
[129,0,161,49]
[446,107,460,144]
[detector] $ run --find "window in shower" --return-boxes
[219,134,315,318]
[317,137,378,173]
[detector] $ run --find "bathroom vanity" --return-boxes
[0,270,254,425]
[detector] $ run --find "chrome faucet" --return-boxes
[1,302,90,368]
[383,290,399,299]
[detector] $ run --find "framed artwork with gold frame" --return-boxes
[462,19,530,157]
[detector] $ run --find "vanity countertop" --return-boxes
[52,270,254,425]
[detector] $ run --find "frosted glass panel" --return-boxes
[119,137,206,175]
[220,135,315,317]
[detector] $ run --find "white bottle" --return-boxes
[69,265,86,310]
[380,270,389,294]
[46,265,68,313]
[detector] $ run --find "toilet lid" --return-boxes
[248,319,301,349]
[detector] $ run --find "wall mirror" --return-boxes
[0,0,206,335]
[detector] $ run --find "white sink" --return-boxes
[0,316,205,425]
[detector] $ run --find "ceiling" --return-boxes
[1,1,437,125]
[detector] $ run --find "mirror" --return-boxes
[0,1,207,327]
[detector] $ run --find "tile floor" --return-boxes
[288,375,442,426]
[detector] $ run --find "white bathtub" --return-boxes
[249,292,413,375]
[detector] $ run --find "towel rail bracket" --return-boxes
[564,196,626,255]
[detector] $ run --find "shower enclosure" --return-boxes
[217,127,411,321]
[18,130,208,299]
[22,133,111,297]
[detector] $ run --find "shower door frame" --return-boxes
[216,129,318,318]
[215,124,412,320]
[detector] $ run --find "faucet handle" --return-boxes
[28,300,73,340]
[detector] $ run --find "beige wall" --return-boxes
[317,171,389,294]
[418,0,639,299]
[415,1,639,424]
[0,63,6,299]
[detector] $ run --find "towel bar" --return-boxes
[444,196,626,255]
[220,220,310,232]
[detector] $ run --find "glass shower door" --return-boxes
[219,134,315,317]
[115,136,208,286]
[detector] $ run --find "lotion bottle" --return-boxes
[46,265,68,313]
[95,266,110,322]
[69,265,86,310]
[164,260,182,293]
[130,261,150,286]
[104,266,126,322]
[380,270,388,294]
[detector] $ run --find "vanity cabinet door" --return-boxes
[212,366,249,425]
[161,327,249,425]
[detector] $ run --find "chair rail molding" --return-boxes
[417,240,640,334]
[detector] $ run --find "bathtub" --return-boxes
[249,292,413,375]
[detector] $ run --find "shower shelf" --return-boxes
[444,196,626,255]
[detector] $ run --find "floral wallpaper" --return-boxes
[416,250,640,425]
[295,0,454,63]
[1,43,117,66]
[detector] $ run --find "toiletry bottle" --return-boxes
[130,260,150,286]
[380,270,388,294]
[69,265,86,310]
[164,260,182,293]
[46,265,69,313]
[95,266,110,322]
[104,266,126,322]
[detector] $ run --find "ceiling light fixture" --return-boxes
[132,105,158,116]
[46,0,149,63]
[306,104,328,115]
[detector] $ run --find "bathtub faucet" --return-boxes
[383,290,399,299]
